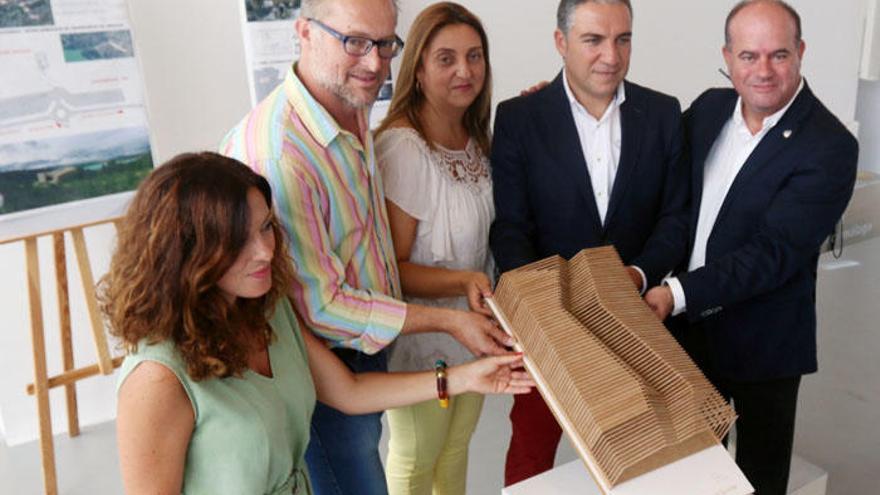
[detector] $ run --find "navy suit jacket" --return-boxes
[673,83,858,382]
[489,73,689,287]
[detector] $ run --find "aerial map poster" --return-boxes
[0,0,153,228]
[241,0,392,127]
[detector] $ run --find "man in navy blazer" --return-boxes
[646,1,857,493]
[490,0,688,485]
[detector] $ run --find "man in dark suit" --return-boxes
[645,1,858,493]
[490,0,689,485]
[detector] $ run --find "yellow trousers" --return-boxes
[385,392,485,495]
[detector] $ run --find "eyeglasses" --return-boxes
[307,18,404,59]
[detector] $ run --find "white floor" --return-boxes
[0,395,834,495]
[0,394,579,495]
[0,421,122,494]
[5,241,877,495]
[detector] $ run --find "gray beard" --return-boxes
[319,78,378,110]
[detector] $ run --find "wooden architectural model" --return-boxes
[487,247,737,490]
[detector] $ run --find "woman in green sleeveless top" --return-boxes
[101,153,533,494]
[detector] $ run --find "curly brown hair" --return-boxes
[100,152,295,381]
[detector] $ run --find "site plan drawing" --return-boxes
[0,0,153,219]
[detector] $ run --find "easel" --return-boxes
[0,217,124,495]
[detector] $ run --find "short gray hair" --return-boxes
[724,0,801,47]
[556,0,632,34]
[300,0,399,20]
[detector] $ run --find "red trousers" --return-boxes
[504,388,563,486]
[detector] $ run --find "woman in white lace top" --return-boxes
[375,3,495,495]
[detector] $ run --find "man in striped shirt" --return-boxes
[221,0,511,493]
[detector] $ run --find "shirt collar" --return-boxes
[562,69,626,122]
[732,78,805,134]
[284,63,369,150]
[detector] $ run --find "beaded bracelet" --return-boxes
[434,359,449,408]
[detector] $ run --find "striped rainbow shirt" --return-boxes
[220,65,406,354]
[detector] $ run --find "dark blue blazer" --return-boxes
[489,73,689,287]
[673,84,858,381]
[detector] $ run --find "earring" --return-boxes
[415,80,422,93]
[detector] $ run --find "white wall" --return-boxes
[629,0,864,125]
[396,1,558,110]
[856,79,880,172]
[126,0,252,163]
[399,0,865,125]
[1,4,878,494]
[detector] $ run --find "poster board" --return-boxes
[0,0,154,240]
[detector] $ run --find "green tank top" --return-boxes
[118,298,316,495]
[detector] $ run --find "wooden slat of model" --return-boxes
[491,246,736,489]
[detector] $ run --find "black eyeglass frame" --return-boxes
[307,18,404,59]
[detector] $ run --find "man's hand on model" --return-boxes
[645,285,674,321]
[448,309,512,356]
[625,266,644,292]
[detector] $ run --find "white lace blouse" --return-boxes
[376,127,494,372]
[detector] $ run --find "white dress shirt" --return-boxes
[562,70,625,224]
[562,71,647,292]
[667,81,805,315]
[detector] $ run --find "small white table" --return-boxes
[503,445,754,495]
[502,459,602,495]
[503,449,829,495]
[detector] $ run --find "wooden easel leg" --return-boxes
[25,238,59,495]
[53,233,79,438]
[70,228,113,375]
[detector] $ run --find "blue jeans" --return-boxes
[305,348,388,495]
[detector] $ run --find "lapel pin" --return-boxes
[783,130,793,139]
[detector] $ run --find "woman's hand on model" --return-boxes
[460,271,494,316]
[449,353,535,395]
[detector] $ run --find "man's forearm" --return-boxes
[400,304,457,335]
[288,280,407,354]
[401,304,510,356]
